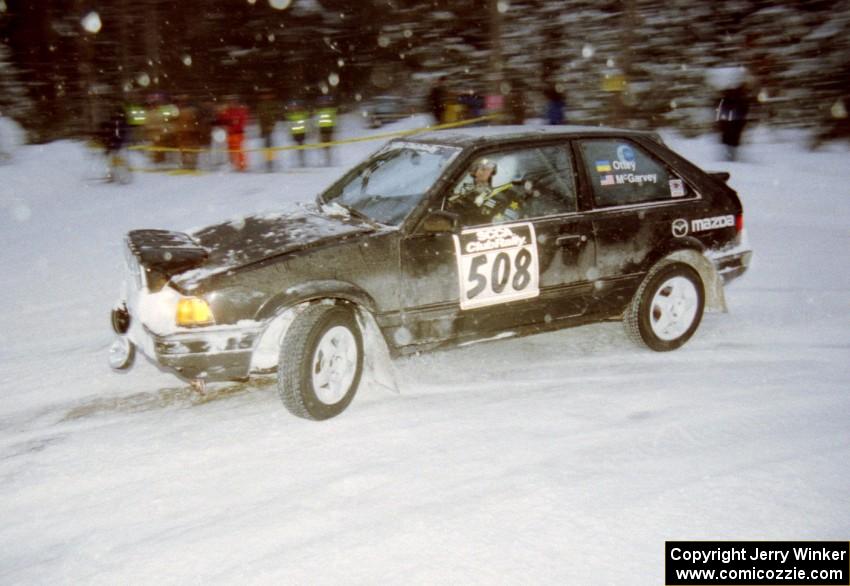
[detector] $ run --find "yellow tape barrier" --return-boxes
[127,114,500,154]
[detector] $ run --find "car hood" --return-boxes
[172,204,374,289]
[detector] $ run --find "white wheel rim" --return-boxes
[311,325,358,405]
[649,276,699,341]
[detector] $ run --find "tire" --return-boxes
[624,262,705,352]
[277,303,363,420]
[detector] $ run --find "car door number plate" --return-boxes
[452,222,540,310]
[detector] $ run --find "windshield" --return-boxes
[321,142,461,226]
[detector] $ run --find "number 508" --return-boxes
[466,248,533,299]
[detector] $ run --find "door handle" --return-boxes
[556,234,588,246]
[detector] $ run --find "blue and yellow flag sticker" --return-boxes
[595,160,612,173]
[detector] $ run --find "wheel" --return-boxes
[277,304,363,420]
[624,262,705,352]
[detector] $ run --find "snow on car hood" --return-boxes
[172,203,374,289]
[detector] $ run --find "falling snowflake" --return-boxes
[328,73,340,87]
[181,54,192,66]
[377,34,390,48]
[581,44,594,58]
[269,0,291,9]
[137,73,151,87]
[497,0,510,13]
[81,11,102,34]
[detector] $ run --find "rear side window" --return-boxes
[578,139,690,207]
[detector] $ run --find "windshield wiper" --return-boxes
[321,201,383,229]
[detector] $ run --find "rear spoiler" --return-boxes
[708,171,731,183]
[126,229,208,290]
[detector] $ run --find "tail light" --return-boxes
[735,213,744,233]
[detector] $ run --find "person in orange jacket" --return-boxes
[218,96,250,171]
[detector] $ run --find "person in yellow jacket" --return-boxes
[144,94,178,165]
[286,99,309,167]
[315,95,337,166]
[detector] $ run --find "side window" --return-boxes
[579,139,690,207]
[446,145,577,227]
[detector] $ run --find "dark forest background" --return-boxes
[1,0,848,142]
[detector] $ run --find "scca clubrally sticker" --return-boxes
[452,222,540,310]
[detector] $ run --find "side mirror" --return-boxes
[421,210,458,234]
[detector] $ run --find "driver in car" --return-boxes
[447,158,526,225]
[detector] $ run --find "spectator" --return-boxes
[257,91,281,172]
[544,85,566,125]
[144,93,177,165]
[174,95,201,170]
[506,82,526,125]
[218,96,250,172]
[314,95,338,166]
[286,99,309,167]
[716,84,750,161]
[811,95,850,150]
[428,76,448,124]
[99,105,131,183]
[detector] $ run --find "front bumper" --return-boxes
[111,304,262,381]
[147,325,261,381]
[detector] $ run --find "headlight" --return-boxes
[176,297,215,327]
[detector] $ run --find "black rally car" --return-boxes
[109,126,752,420]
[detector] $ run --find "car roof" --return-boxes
[401,124,663,148]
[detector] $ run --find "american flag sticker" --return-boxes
[600,174,615,186]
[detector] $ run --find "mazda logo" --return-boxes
[672,218,689,237]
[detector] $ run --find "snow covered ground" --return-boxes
[0,117,848,584]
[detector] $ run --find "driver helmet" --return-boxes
[471,158,498,177]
